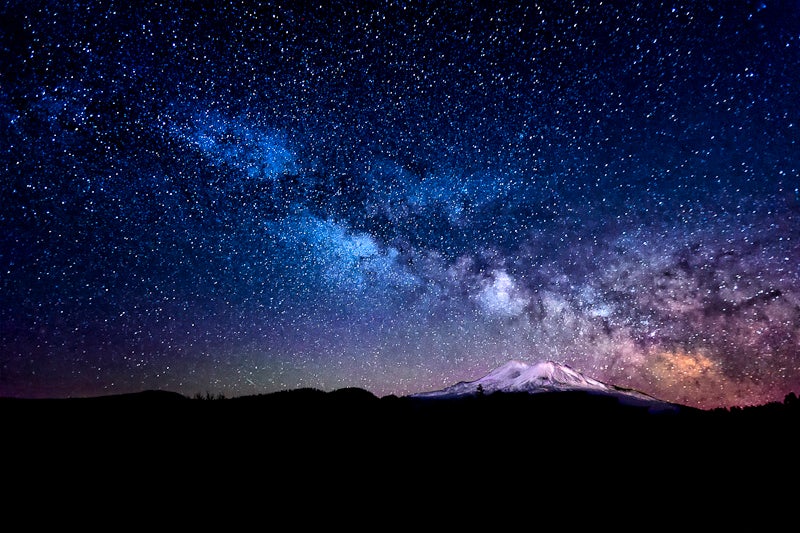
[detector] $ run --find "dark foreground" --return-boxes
[5,388,798,450]
[4,387,800,518]
[4,388,794,526]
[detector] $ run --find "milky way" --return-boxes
[2,1,799,408]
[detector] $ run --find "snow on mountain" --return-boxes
[410,360,680,413]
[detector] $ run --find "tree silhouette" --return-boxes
[194,391,226,400]
[785,392,798,411]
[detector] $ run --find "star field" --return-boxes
[2,0,799,408]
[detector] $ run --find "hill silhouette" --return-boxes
[5,386,799,440]
[3,386,799,492]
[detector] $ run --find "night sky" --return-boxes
[2,0,799,409]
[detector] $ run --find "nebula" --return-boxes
[1,1,798,408]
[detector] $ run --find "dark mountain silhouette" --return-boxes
[4,382,800,427]
[4,381,800,474]
[3,384,800,495]
[5,382,798,451]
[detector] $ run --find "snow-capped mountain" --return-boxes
[410,360,681,413]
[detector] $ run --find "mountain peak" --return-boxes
[415,359,609,398]
[491,359,587,380]
[409,359,679,412]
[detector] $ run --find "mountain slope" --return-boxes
[410,360,682,413]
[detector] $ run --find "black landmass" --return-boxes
[4,387,799,486]
[4,386,799,442]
